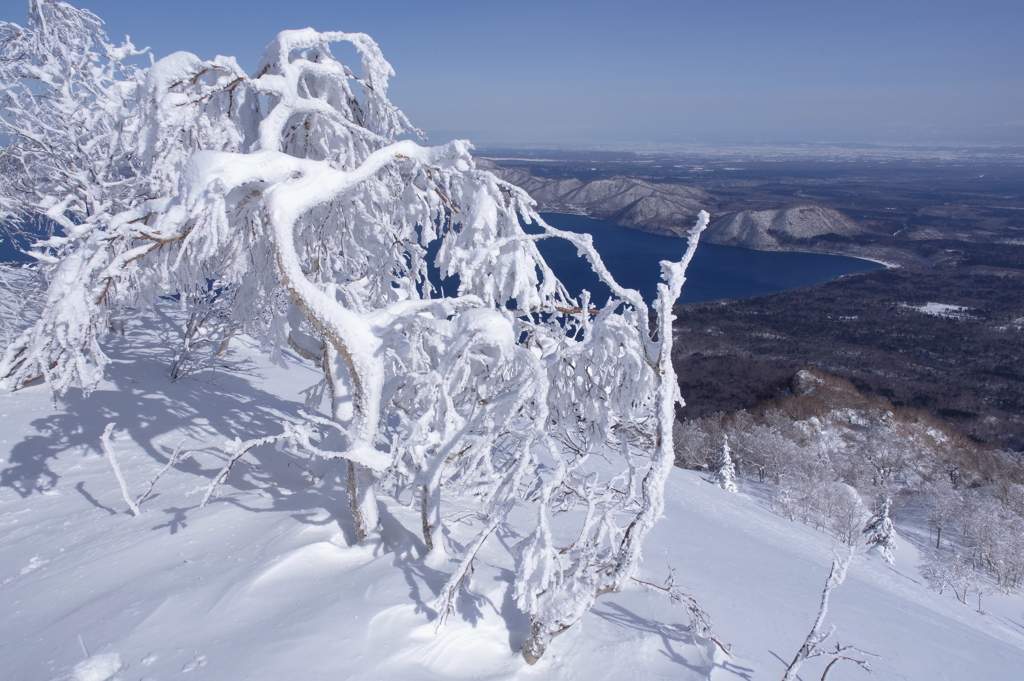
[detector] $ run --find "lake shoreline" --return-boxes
[537,212,887,305]
[540,211,898,270]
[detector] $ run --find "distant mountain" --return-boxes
[703,204,867,250]
[480,161,711,237]
[482,160,869,250]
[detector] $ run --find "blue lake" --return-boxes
[533,212,885,305]
[0,234,30,263]
[1,213,885,305]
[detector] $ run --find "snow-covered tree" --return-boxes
[921,479,962,550]
[0,1,709,663]
[712,434,738,492]
[862,496,897,564]
[959,492,1024,591]
[922,551,980,606]
[822,482,869,546]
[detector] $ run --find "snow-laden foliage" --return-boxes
[0,264,46,346]
[0,1,709,662]
[0,0,144,233]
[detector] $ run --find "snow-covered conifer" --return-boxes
[862,496,898,564]
[712,435,738,492]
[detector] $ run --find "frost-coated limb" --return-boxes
[201,433,291,507]
[781,547,865,681]
[99,425,192,516]
[613,210,708,578]
[135,439,192,508]
[433,510,509,624]
[632,568,730,655]
[819,643,877,680]
[100,423,140,517]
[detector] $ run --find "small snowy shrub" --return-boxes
[862,496,897,564]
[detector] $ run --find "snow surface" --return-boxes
[904,302,974,319]
[2,318,1023,680]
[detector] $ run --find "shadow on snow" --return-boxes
[0,312,712,662]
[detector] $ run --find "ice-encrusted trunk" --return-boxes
[347,461,379,541]
[322,343,380,540]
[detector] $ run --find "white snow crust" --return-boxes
[3,317,1024,681]
[72,654,124,681]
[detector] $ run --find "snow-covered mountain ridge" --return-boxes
[483,161,870,250]
[702,205,866,250]
[481,160,712,237]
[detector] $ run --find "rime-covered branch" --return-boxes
[201,433,292,507]
[100,423,140,517]
[781,548,874,681]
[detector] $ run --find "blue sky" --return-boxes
[4,0,1022,146]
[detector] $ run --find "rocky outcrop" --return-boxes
[703,205,866,250]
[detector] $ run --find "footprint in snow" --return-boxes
[182,654,207,672]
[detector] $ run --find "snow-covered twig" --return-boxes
[819,642,877,680]
[100,423,140,517]
[781,547,874,681]
[99,426,193,516]
[200,433,290,507]
[632,569,730,655]
[135,439,192,508]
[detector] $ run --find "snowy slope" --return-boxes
[656,475,1024,680]
[2,320,1023,681]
